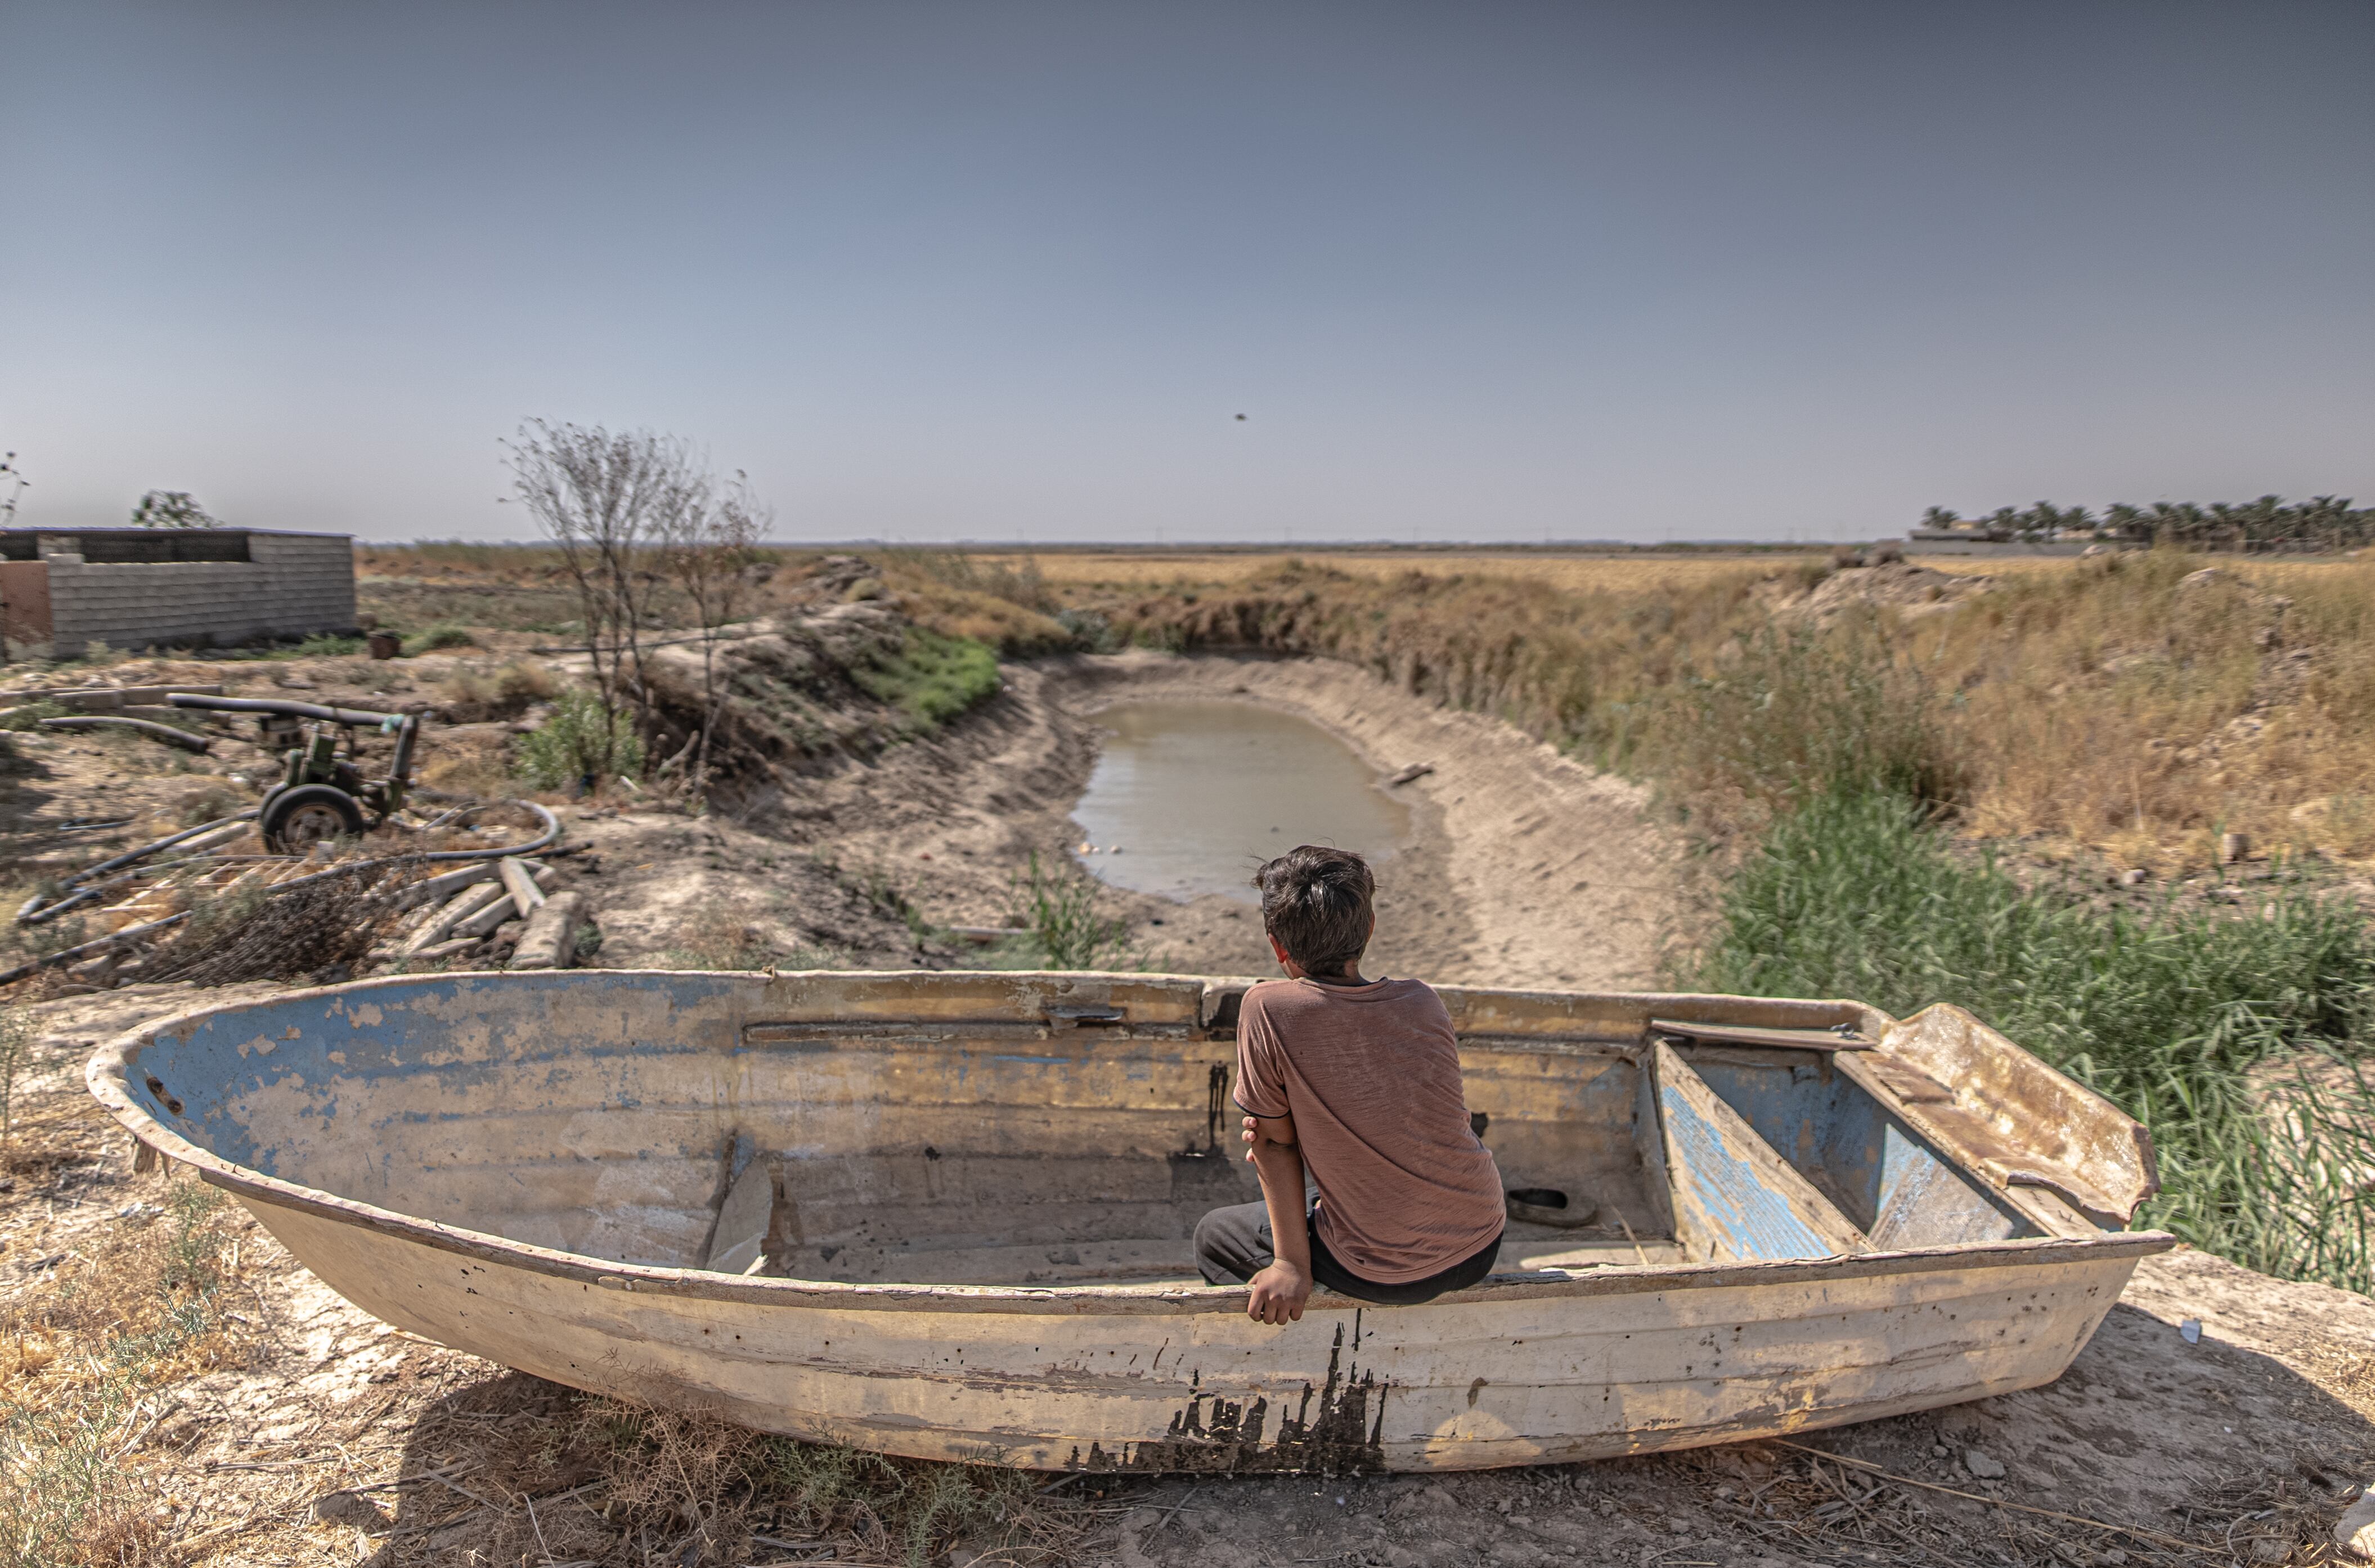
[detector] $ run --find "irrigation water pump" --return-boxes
[168,693,422,853]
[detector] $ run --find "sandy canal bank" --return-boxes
[1038,651,1676,989]
[650,648,1678,986]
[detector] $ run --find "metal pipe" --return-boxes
[15,810,264,924]
[388,713,420,783]
[38,715,214,753]
[167,692,409,729]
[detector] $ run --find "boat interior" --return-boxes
[117,971,2107,1292]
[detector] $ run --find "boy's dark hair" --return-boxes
[1254,846,1374,976]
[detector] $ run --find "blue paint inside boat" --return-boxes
[1687,1056,2032,1248]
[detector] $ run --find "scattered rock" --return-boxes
[1792,561,1995,623]
[1388,762,1435,786]
[1963,1448,2007,1480]
[1385,1482,1458,1519]
[2334,1490,2375,1560]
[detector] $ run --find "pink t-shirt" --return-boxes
[1233,976,1505,1284]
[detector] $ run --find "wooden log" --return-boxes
[33,685,226,709]
[454,866,558,940]
[403,880,509,955]
[394,858,546,913]
[394,862,498,912]
[497,857,547,915]
[507,891,586,972]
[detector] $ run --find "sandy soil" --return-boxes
[7,639,2375,1565]
[7,983,2371,1567]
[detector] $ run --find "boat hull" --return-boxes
[88,969,2171,1472]
[238,1185,2150,1471]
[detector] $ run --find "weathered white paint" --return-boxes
[86,970,2174,1473]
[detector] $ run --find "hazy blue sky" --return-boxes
[6,3,2370,543]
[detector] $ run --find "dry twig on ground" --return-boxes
[141,862,418,987]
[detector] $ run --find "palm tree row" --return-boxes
[1915,496,2373,552]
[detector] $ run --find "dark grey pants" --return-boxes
[1192,1200,1501,1306]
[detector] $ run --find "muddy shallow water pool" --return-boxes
[1069,700,1411,902]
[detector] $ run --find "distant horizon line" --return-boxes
[353,535,1878,553]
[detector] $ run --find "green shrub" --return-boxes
[516,688,644,789]
[0,700,65,732]
[852,630,1000,731]
[403,623,477,654]
[0,1006,30,1147]
[1656,618,1964,819]
[1000,853,1130,969]
[291,633,366,657]
[1691,789,2375,1290]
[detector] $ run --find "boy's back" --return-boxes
[1195,842,1506,1318]
[1236,976,1505,1283]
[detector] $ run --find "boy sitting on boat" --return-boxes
[1194,846,1505,1323]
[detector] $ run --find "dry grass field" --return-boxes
[963,547,1824,594]
[1004,546,2375,869]
[360,540,2375,866]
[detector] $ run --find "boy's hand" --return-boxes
[1247,1260,1311,1324]
[1241,1113,1295,1162]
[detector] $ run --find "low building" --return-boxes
[0,528,356,657]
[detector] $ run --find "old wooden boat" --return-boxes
[87,970,2169,1472]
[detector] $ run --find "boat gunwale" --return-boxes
[84,970,2178,1319]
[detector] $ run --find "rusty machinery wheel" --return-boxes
[259,784,365,855]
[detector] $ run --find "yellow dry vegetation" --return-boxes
[0,1155,265,1566]
[1923,552,2375,867]
[1036,547,2375,869]
[357,540,2375,867]
[965,547,1833,594]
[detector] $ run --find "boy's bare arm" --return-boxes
[1242,1112,1312,1324]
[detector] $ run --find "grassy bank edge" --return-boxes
[1689,789,2375,1293]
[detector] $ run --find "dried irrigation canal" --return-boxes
[7,639,2375,1567]
[1067,699,1411,902]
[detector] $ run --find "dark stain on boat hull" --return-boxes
[1070,1324,1389,1474]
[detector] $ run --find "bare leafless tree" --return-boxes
[658,469,769,789]
[504,421,708,784]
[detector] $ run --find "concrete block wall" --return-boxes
[42,533,356,654]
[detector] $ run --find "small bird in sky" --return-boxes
[1234,413,1246,421]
